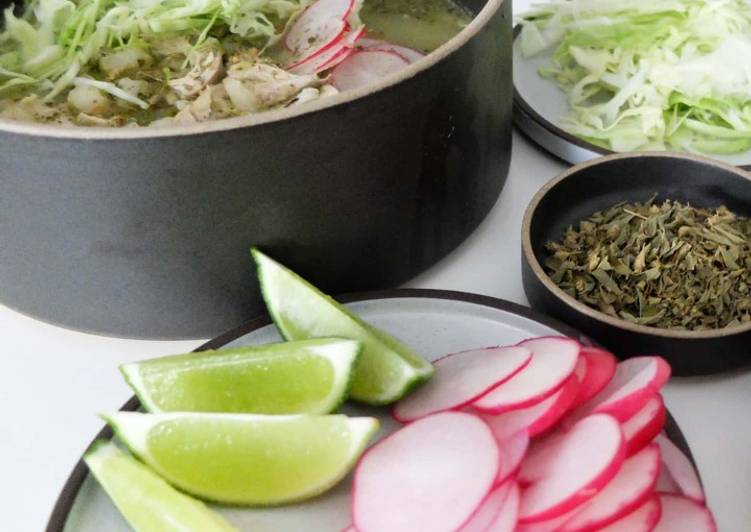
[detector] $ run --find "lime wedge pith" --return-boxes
[84,441,236,532]
[103,411,379,505]
[120,338,361,414]
[252,248,434,404]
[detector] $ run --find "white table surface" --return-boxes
[3,4,750,528]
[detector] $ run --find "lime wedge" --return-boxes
[104,412,379,505]
[252,248,433,404]
[84,441,236,532]
[120,338,361,415]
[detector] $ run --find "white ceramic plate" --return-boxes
[512,31,751,169]
[47,289,693,531]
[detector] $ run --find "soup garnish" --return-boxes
[0,0,470,127]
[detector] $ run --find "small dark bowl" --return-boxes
[522,152,751,375]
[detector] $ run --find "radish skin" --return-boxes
[567,357,670,423]
[571,347,616,408]
[285,0,355,57]
[652,494,716,532]
[473,337,580,414]
[393,346,532,422]
[458,480,514,532]
[487,481,519,532]
[599,497,662,532]
[518,414,625,523]
[352,412,499,532]
[622,395,665,456]
[557,444,660,531]
[479,374,579,440]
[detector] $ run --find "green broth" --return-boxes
[362,0,472,52]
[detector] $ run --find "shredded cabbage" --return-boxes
[519,0,751,155]
[0,0,308,100]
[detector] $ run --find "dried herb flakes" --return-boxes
[544,199,751,330]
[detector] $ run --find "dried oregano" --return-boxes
[544,198,751,330]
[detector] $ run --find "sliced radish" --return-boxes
[655,461,681,494]
[289,26,364,74]
[352,412,499,532]
[356,38,426,63]
[515,511,572,531]
[518,414,625,523]
[393,346,531,422]
[495,430,530,485]
[622,395,666,456]
[654,434,705,502]
[473,337,580,414]
[599,496,662,532]
[557,444,660,531]
[458,480,514,532]
[331,50,409,91]
[480,374,579,440]
[567,356,670,423]
[486,482,519,532]
[287,21,347,65]
[571,347,616,408]
[652,494,716,532]
[285,0,354,57]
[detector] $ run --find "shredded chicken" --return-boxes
[168,45,225,99]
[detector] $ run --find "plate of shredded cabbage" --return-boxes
[513,0,751,168]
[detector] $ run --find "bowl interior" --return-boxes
[528,155,751,270]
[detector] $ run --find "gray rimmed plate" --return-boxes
[46,289,696,531]
[512,28,751,170]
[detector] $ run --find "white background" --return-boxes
[2,2,750,530]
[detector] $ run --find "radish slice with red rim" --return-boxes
[285,0,355,57]
[571,347,616,408]
[352,411,499,532]
[479,374,579,440]
[567,356,670,423]
[473,337,580,414]
[458,480,514,532]
[557,443,660,531]
[652,494,716,532]
[518,414,625,523]
[486,482,519,532]
[393,346,531,422]
[599,496,662,532]
[289,26,364,74]
[332,50,409,91]
[356,38,426,63]
[622,394,666,456]
[654,433,705,502]
[495,430,530,485]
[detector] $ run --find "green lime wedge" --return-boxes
[104,411,378,505]
[120,338,361,415]
[84,441,236,532]
[252,248,433,404]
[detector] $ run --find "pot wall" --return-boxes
[0,0,512,338]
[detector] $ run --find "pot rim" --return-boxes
[522,151,751,340]
[0,0,504,140]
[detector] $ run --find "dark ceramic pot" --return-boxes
[522,152,751,375]
[0,0,512,338]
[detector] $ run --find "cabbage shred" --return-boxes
[519,0,751,154]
